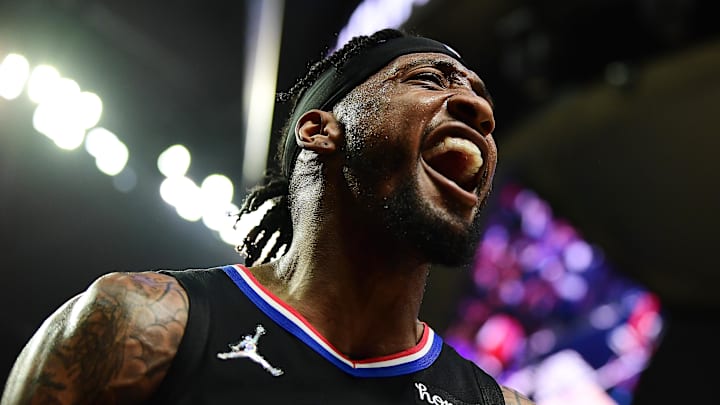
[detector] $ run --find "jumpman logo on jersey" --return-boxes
[217,324,284,376]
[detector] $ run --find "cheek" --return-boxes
[336,81,390,148]
[335,86,440,197]
[338,84,406,164]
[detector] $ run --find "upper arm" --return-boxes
[1,271,189,405]
[501,386,535,405]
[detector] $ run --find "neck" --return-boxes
[256,186,430,359]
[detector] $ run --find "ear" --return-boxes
[295,109,343,155]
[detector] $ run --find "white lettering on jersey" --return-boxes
[415,382,456,405]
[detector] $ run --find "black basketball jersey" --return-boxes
[149,265,505,405]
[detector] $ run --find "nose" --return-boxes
[446,93,495,135]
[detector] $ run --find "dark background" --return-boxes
[1,0,719,403]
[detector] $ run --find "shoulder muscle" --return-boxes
[1,271,188,405]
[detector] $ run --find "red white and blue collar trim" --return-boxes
[222,264,443,378]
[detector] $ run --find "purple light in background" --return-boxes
[475,314,527,366]
[502,368,535,399]
[523,279,558,317]
[444,181,664,403]
[479,224,510,263]
[444,336,476,362]
[334,0,431,51]
[626,292,663,343]
[553,273,589,301]
[564,240,594,272]
[546,220,577,250]
[608,324,640,355]
[529,329,557,355]
[539,257,566,282]
[476,354,504,378]
[636,311,663,341]
[499,280,526,305]
[517,192,551,238]
[513,189,536,212]
[532,350,617,404]
[518,243,541,272]
[473,261,499,288]
[590,304,620,330]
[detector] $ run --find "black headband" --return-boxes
[281,35,466,178]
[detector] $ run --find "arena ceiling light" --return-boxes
[155,143,268,248]
[1,51,129,179]
[157,144,242,243]
[0,53,30,100]
[27,65,61,103]
[32,77,104,151]
[85,127,129,176]
[157,144,191,178]
[0,53,107,154]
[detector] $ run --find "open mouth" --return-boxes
[421,137,484,192]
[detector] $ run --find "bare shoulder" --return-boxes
[88,270,188,317]
[501,385,535,405]
[1,271,189,405]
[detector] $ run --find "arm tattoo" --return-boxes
[501,386,535,405]
[3,272,188,405]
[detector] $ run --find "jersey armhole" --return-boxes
[147,269,211,403]
[474,366,505,405]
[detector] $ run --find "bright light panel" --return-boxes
[173,178,203,222]
[0,53,30,100]
[30,77,99,152]
[201,174,234,204]
[202,202,239,232]
[27,65,61,104]
[76,91,103,129]
[157,144,191,178]
[32,102,87,151]
[85,127,129,175]
[160,176,196,207]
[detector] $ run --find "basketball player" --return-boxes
[2,29,534,404]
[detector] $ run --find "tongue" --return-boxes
[422,137,483,189]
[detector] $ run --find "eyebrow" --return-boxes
[392,57,495,109]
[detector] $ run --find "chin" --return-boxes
[381,178,485,267]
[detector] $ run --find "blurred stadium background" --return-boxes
[1,1,719,403]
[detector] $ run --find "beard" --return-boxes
[380,176,486,266]
[343,158,487,267]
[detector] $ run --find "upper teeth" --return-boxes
[423,137,484,179]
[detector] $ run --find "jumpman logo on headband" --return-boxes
[217,324,284,376]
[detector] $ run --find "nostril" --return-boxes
[455,102,477,119]
[480,120,494,135]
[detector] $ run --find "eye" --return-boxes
[410,71,446,89]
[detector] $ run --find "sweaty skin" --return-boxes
[1,52,533,405]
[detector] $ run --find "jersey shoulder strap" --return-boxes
[149,267,225,403]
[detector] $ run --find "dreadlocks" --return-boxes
[234,28,407,266]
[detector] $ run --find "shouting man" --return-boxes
[2,29,534,404]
